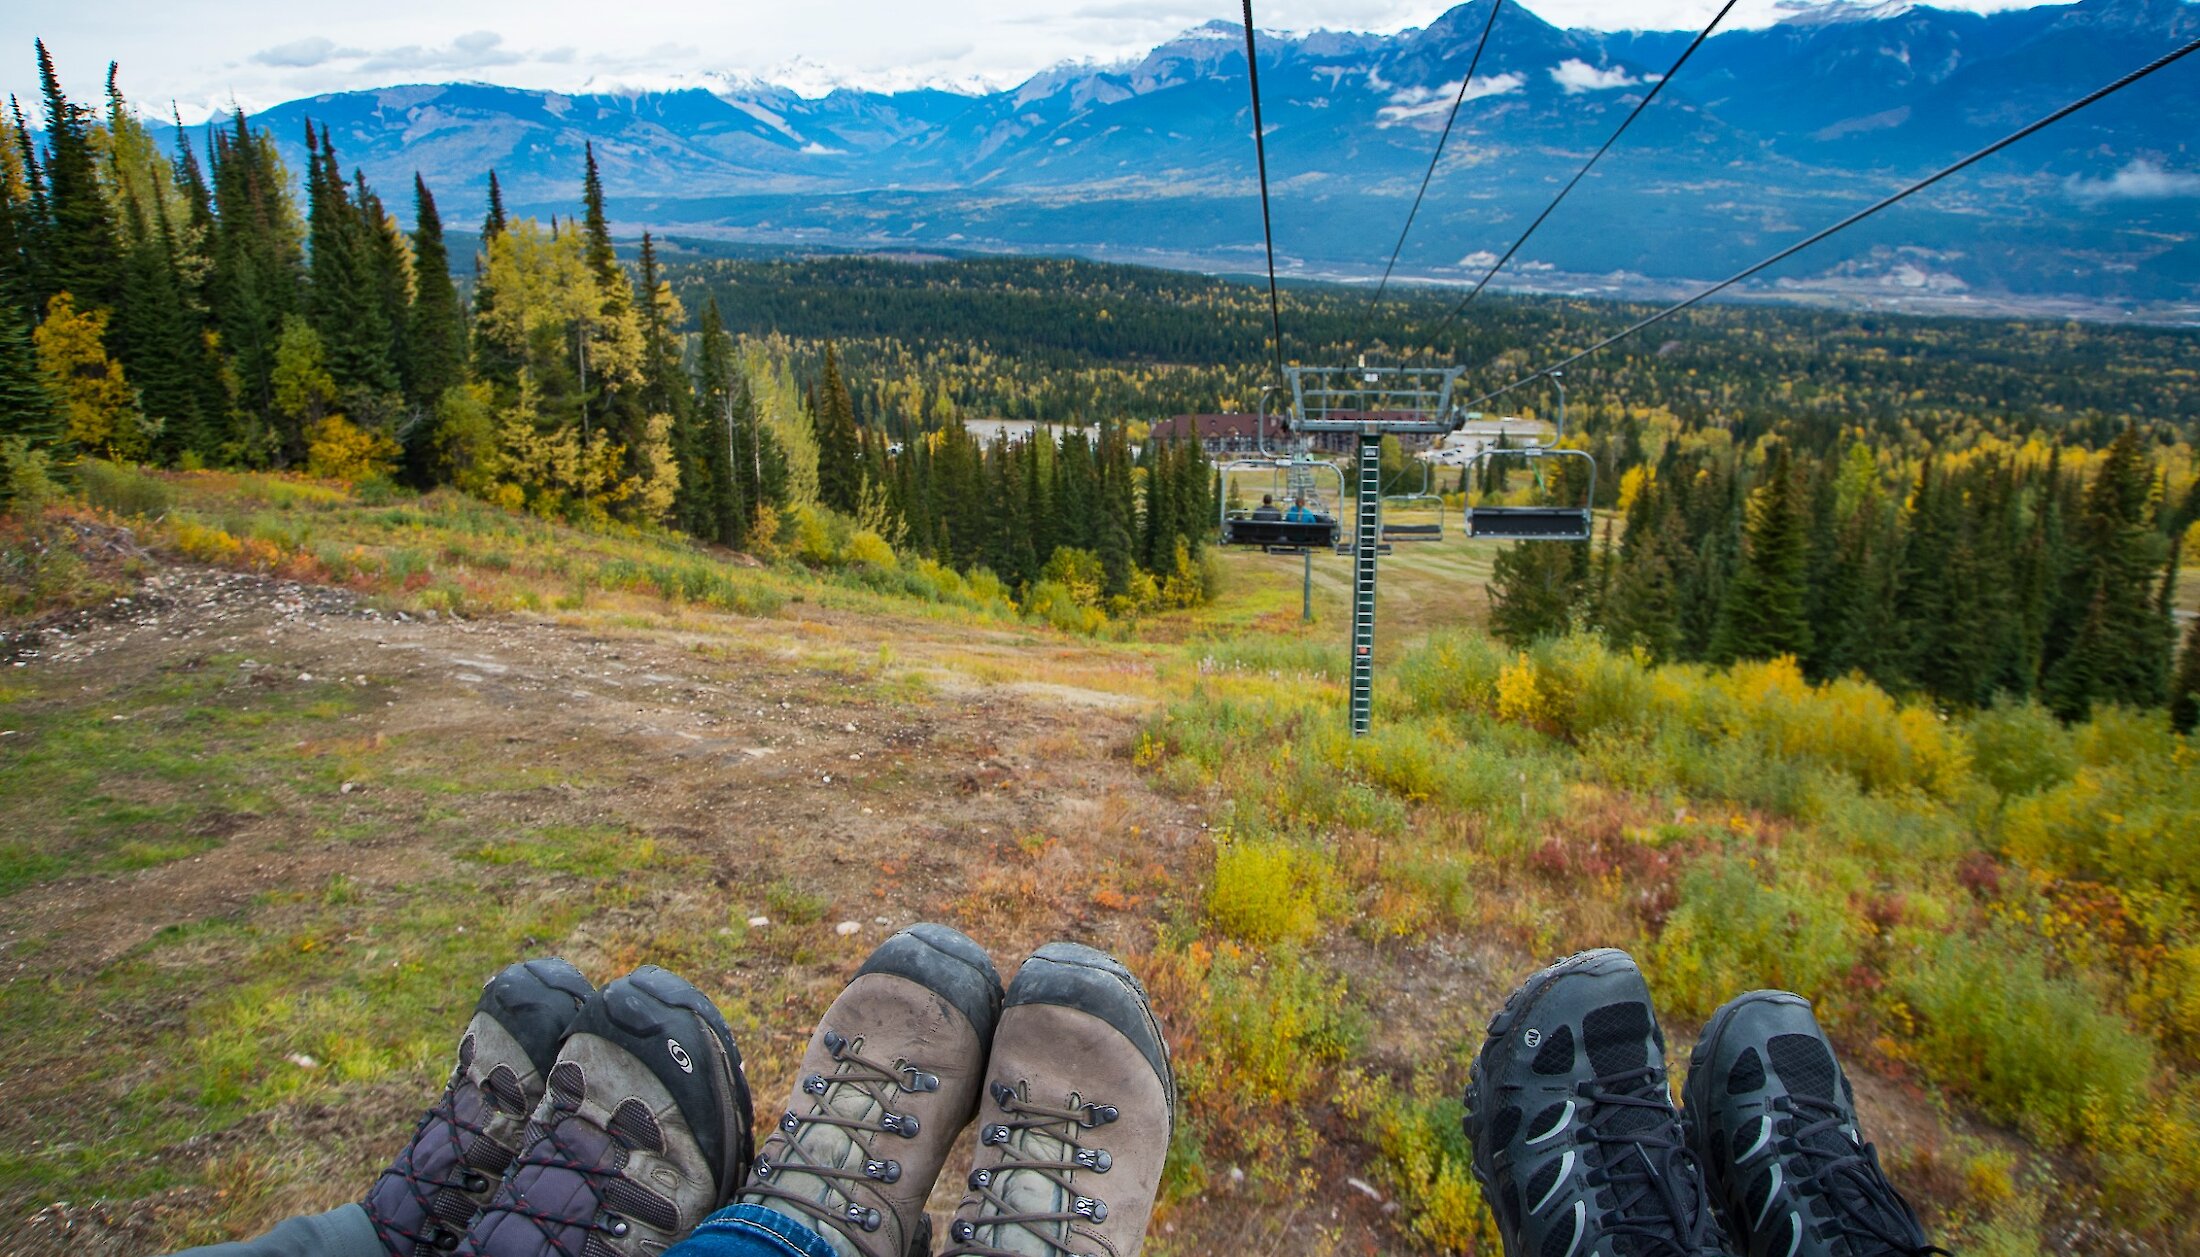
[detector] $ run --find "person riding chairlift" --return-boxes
[1284,496,1318,523]
[1249,493,1283,522]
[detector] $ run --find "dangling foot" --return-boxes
[739,923,1004,1257]
[1684,991,1943,1257]
[1464,948,1729,1257]
[458,966,753,1257]
[944,943,1175,1257]
[363,957,595,1256]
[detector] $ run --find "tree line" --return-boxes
[0,46,1212,614]
[1485,428,2200,729]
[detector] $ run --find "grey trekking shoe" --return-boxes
[1684,991,1940,1257]
[1464,949,1727,1257]
[943,943,1175,1257]
[458,966,754,1257]
[363,957,595,1255]
[739,923,1004,1257]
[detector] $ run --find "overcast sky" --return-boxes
[8,0,2067,122]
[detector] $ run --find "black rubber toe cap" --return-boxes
[479,957,596,1076]
[857,922,1006,1043]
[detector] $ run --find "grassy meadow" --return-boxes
[1,467,2195,1255]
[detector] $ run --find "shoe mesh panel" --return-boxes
[604,1177,681,1231]
[1526,1102,1569,1143]
[1745,1168,1775,1220]
[1489,1105,1523,1149]
[1767,1034,1837,1103]
[549,1061,585,1109]
[1532,1024,1575,1075]
[607,1098,665,1152]
[484,1065,528,1115]
[1581,1004,1650,1076]
[1727,1047,1765,1095]
[1523,1161,1562,1215]
[1538,1205,1580,1257]
[1730,1120,1761,1160]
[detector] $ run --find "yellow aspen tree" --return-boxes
[34,293,149,460]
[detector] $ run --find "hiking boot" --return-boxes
[739,923,1005,1257]
[364,957,595,1255]
[1464,948,1728,1257]
[458,966,754,1257]
[943,942,1175,1257]
[1684,991,1940,1257]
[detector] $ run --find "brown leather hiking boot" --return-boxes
[457,966,753,1257]
[944,943,1175,1257]
[739,923,1005,1257]
[363,957,594,1255]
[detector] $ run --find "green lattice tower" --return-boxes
[1350,430,1384,736]
[1286,447,1323,511]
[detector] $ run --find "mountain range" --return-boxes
[152,0,2200,318]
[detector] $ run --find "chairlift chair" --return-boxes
[1463,446,1597,543]
[1218,456,1345,551]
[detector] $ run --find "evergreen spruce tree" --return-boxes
[814,342,861,512]
[32,43,120,311]
[2042,428,2175,717]
[302,126,396,411]
[2170,614,2200,735]
[1711,443,1813,663]
[1488,539,1584,645]
[0,311,60,448]
[405,175,467,410]
[207,111,307,443]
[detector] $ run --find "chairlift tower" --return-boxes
[1281,364,1465,736]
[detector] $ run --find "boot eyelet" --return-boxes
[606,1215,630,1238]
[881,1111,921,1138]
[779,1111,800,1133]
[1075,1148,1113,1173]
[983,1123,1012,1146]
[1072,1196,1108,1222]
[969,1167,994,1189]
[865,1158,902,1183]
[803,1073,829,1096]
[952,1220,977,1242]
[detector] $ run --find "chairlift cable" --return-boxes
[1241,0,1288,378]
[1362,0,1506,333]
[1458,33,2200,411]
[1408,0,1739,361]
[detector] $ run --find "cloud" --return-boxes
[2065,159,2200,202]
[1377,72,1525,123]
[1549,58,1639,94]
[252,37,355,68]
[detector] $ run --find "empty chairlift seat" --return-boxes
[1465,506,1593,541]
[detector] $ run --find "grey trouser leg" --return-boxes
[162,1202,384,1257]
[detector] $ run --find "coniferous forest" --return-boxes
[2,47,2194,721]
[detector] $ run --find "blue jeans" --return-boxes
[664,1204,842,1257]
[164,1202,838,1257]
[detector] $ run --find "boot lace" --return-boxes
[744,1029,939,1239]
[1778,1095,1949,1257]
[367,1068,509,1253]
[1580,1065,1729,1257]
[942,1081,1119,1257]
[472,1087,646,1257]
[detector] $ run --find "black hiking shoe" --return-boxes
[458,966,754,1257]
[738,923,1005,1257]
[1464,949,1728,1257]
[364,957,595,1255]
[1684,992,1941,1257]
[944,942,1176,1257]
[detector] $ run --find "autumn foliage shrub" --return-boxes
[1649,854,1864,1022]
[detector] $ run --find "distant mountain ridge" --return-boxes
[153,0,2200,315]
